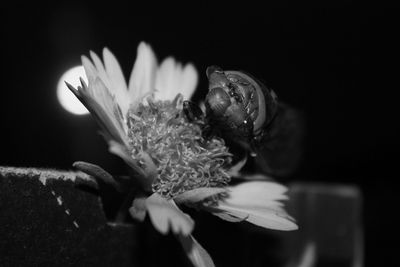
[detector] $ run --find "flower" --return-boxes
[66,42,297,267]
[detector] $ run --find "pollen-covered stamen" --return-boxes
[127,95,232,199]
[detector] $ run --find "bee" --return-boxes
[184,66,304,176]
[204,65,278,153]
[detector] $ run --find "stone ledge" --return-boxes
[0,166,93,186]
[0,167,137,266]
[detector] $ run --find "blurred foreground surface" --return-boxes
[285,183,363,267]
[0,167,363,267]
[0,167,138,266]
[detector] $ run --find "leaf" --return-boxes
[145,193,194,236]
[177,234,215,267]
[72,161,120,191]
[173,187,226,204]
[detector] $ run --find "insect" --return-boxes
[184,66,303,176]
[204,65,278,153]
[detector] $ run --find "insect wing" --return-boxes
[254,103,305,177]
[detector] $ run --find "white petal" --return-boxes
[128,42,157,107]
[155,58,198,101]
[233,173,275,181]
[227,181,289,207]
[173,187,226,204]
[177,234,215,267]
[154,57,179,101]
[179,63,198,100]
[81,55,97,83]
[67,76,129,147]
[102,48,130,115]
[145,193,194,236]
[209,181,298,231]
[86,49,130,117]
[215,202,298,231]
[90,77,128,139]
[211,210,246,223]
[81,52,131,147]
[89,50,111,90]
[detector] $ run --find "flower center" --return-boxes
[127,95,232,199]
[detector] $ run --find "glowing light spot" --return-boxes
[57,66,89,115]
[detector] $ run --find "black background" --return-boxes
[1,4,399,266]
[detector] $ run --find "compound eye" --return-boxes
[205,87,231,116]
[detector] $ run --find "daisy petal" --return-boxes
[155,57,179,101]
[128,42,157,107]
[215,202,297,231]
[227,181,289,206]
[232,174,274,181]
[65,81,128,146]
[174,187,226,204]
[89,51,111,91]
[177,234,215,267]
[102,48,130,115]
[211,181,298,231]
[180,63,198,100]
[155,58,198,101]
[81,55,98,82]
[210,210,246,223]
[145,193,194,236]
